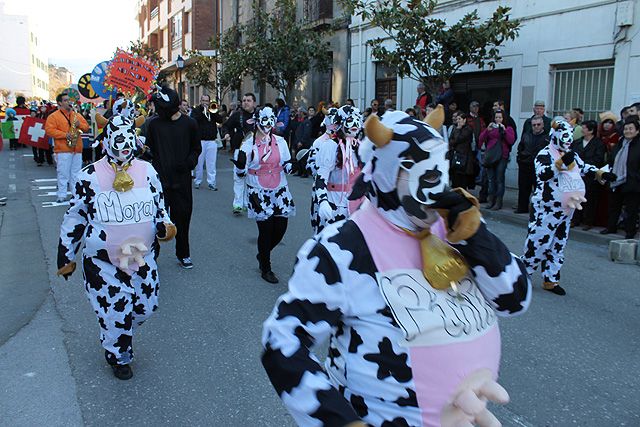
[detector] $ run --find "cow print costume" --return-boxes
[310,106,364,233]
[262,111,531,426]
[57,113,174,378]
[522,119,603,294]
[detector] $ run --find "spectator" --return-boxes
[601,117,640,239]
[522,100,551,136]
[493,99,519,140]
[370,99,383,117]
[478,109,516,210]
[311,101,326,137]
[345,98,355,107]
[564,109,583,140]
[405,107,417,117]
[412,104,424,120]
[362,107,373,119]
[467,101,486,144]
[515,116,549,213]
[570,120,606,230]
[179,99,191,116]
[616,106,631,136]
[448,112,476,189]
[415,82,431,117]
[274,97,290,137]
[293,106,316,177]
[383,98,395,112]
[435,80,454,111]
[445,100,459,127]
[598,111,620,158]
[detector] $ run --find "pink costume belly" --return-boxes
[94,159,156,274]
[256,137,281,189]
[351,201,500,426]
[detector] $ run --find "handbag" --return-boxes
[482,140,502,167]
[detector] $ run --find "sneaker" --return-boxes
[261,270,279,284]
[0,197,7,203]
[178,257,193,269]
[233,207,242,216]
[194,183,200,189]
[208,184,218,191]
[542,282,566,296]
[111,364,133,380]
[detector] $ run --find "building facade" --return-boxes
[0,6,50,101]
[349,0,640,184]
[137,0,220,104]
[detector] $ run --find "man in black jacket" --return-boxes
[223,93,256,214]
[571,120,605,229]
[191,94,224,190]
[522,100,552,136]
[515,116,548,213]
[146,87,201,269]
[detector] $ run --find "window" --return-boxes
[184,12,190,33]
[172,13,182,50]
[375,63,397,106]
[551,61,614,121]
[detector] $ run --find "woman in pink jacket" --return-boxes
[478,109,516,210]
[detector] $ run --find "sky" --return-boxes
[3,0,139,81]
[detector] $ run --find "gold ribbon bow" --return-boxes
[110,162,134,192]
[404,228,469,291]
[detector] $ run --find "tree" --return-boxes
[213,26,249,100]
[343,0,521,97]
[128,40,165,69]
[183,48,217,95]
[244,0,333,103]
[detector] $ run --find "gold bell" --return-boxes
[420,233,469,290]
[111,163,134,192]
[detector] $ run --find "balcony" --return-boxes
[303,0,333,27]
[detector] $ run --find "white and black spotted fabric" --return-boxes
[522,145,597,282]
[57,157,171,365]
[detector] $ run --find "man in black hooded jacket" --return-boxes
[145,87,201,269]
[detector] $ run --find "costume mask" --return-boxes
[340,105,363,138]
[360,109,448,230]
[323,107,342,133]
[152,87,180,120]
[111,98,136,119]
[549,119,574,152]
[104,115,137,165]
[254,106,277,134]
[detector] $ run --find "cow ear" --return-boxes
[134,116,145,128]
[246,118,255,125]
[424,104,444,129]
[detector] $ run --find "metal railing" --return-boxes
[150,6,159,19]
[551,64,615,121]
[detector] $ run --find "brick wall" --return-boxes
[192,0,217,50]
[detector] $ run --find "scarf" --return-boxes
[611,138,630,189]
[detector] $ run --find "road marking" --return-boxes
[23,154,34,157]
[43,201,70,208]
[8,184,16,193]
[9,164,15,169]
[9,173,16,179]
[32,178,57,183]
[33,186,56,190]
[38,192,70,197]
[9,157,15,162]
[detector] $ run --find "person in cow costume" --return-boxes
[522,118,616,295]
[57,113,176,380]
[310,105,365,234]
[232,106,295,284]
[261,107,532,426]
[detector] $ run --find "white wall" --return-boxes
[0,13,32,98]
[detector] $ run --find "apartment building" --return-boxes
[137,0,220,104]
[0,5,50,101]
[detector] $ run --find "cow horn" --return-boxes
[424,104,444,129]
[364,114,393,148]
[134,115,145,128]
[95,113,108,128]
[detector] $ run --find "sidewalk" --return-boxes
[478,186,628,246]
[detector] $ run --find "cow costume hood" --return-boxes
[111,98,136,119]
[549,118,574,152]
[103,115,138,166]
[152,86,180,120]
[339,105,363,138]
[253,106,277,135]
[322,107,344,134]
[360,108,448,231]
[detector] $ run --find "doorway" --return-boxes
[450,69,513,124]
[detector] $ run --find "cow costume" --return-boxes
[262,108,532,426]
[309,106,364,233]
[57,114,176,380]
[232,106,295,284]
[522,119,615,295]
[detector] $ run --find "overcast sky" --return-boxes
[3,0,139,81]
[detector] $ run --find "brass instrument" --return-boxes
[209,102,218,114]
[66,111,82,148]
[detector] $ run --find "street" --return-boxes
[1,148,639,427]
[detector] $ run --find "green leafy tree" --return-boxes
[343,0,521,97]
[242,0,333,104]
[184,47,217,94]
[213,26,248,100]
[128,40,166,68]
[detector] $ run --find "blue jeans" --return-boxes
[487,157,508,198]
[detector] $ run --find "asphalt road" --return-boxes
[1,148,639,426]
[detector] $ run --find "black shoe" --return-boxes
[261,270,279,284]
[178,257,193,269]
[111,364,133,380]
[600,229,616,235]
[543,284,566,296]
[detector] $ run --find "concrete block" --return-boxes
[609,239,638,264]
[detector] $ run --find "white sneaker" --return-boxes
[178,257,193,269]
[208,184,218,191]
[194,183,200,189]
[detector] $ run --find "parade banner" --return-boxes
[78,73,99,99]
[19,117,49,149]
[66,86,81,103]
[105,50,158,96]
[91,61,118,99]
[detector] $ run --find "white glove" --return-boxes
[118,241,149,270]
[318,200,334,222]
[566,194,587,210]
[441,369,510,427]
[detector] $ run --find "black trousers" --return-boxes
[257,216,288,272]
[573,179,601,226]
[607,189,640,237]
[516,162,535,212]
[164,186,193,259]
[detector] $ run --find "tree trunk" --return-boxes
[284,81,296,106]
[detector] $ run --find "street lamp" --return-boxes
[176,55,185,99]
[176,55,185,69]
